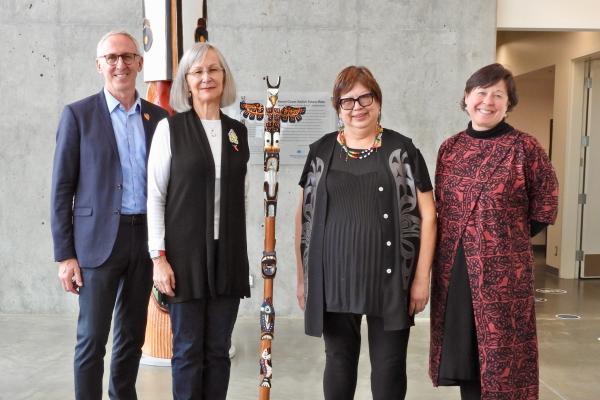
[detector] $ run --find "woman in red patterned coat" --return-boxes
[429,63,559,400]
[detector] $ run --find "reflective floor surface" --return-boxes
[2,256,599,399]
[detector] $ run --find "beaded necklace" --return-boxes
[337,125,383,160]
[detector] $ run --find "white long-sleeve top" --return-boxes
[147,118,224,250]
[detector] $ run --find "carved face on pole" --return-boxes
[267,86,279,108]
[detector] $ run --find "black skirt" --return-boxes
[438,243,480,385]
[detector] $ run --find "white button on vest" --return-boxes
[383,213,389,219]
[386,268,392,274]
[378,186,384,192]
[386,241,391,246]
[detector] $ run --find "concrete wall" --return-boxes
[0,0,497,314]
[497,31,600,277]
[0,0,145,313]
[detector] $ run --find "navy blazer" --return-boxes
[51,90,168,268]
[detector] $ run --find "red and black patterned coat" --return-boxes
[429,128,558,399]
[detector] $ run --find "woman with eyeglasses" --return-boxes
[294,65,437,399]
[147,42,249,399]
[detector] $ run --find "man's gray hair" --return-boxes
[170,42,236,112]
[96,30,141,57]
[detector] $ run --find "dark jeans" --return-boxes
[169,296,240,400]
[322,312,410,400]
[74,216,153,400]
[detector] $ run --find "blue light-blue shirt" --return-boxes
[104,88,147,214]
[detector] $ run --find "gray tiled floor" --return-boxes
[2,259,599,399]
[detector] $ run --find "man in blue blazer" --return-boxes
[50,30,168,400]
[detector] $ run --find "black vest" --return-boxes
[300,130,427,335]
[165,110,250,302]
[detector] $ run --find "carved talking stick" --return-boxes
[241,77,306,399]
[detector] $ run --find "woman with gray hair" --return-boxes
[147,42,250,399]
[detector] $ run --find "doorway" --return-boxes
[509,66,556,265]
[577,59,600,278]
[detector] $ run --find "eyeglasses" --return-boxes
[339,92,375,110]
[100,53,140,66]
[186,67,224,78]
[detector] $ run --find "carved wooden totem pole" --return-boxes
[241,78,306,399]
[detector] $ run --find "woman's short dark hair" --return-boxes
[332,66,382,112]
[461,63,518,112]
